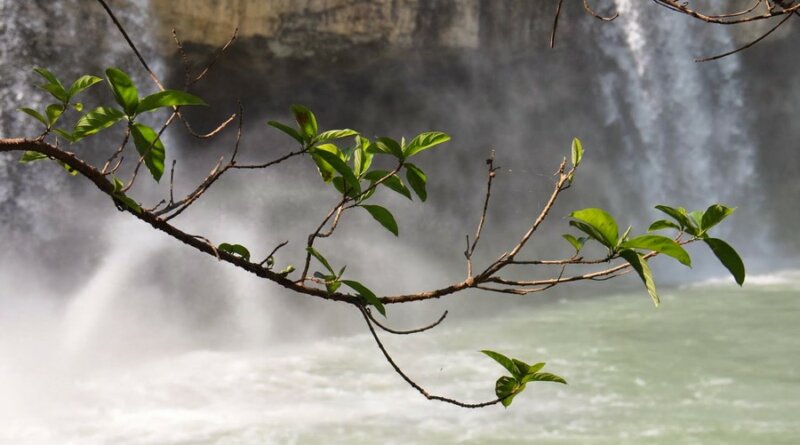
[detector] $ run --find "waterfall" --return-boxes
[597,0,756,209]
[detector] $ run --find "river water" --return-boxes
[2,270,798,444]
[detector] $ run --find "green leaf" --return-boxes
[704,238,745,286]
[313,150,360,195]
[306,247,335,275]
[310,143,342,182]
[512,359,530,376]
[571,137,583,167]
[291,105,318,141]
[218,243,251,261]
[33,67,62,88]
[495,376,523,408]
[53,128,77,143]
[648,219,681,232]
[526,362,546,375]
[18,108,48,127]
[562,234,587,253]
[41,83,69,103]
[521,372,568,385]
[404,163,427,202]
[700,204,735,233]
[136,90,207,114]
[619,225,633,244]
[342,279,386,316]
[361,205,399,236]
[688,210,703,227]
[354,137,374,176]
[363,171,412,200]
[403,131,451,157]
[19,151,48,163]
[267,120,304,145]
[72,102,84,112]
[569,208,619,248]
[130,123,166,182]
[111,177,141,214]
[105,67,139,116]
[655,205,697,235]
[45,104,64,126]
[34,68,68,102]
[59,161,78,176]
[374,137,405,159]
[481,350,521,379]
[619,249,659,307]
[315,129,359,143]
[621,234,692,267]
[278,265,296,277]
[67,75,103,98]
[73,106,125,139]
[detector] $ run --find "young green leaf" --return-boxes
[354,137,374,176]
[73,106,126,139]
[621,234,692,267]
[33,67,62,89]
[278,265,296,277]
[495,376,523,408]
[704,238,745,286]
[404,163,427,202]
[310,144,342,182]
[481,350,522,379]
[218,243,251,261]
[136,90,207,114]
[52,129,76,143]
[267,120,304,145]
[569,208,619,248]
[648,219,681,232]
[315,129,358,143]
[111,176,141,214]
[521,372,568,385]
[403,131,451,157]
[361,205,399,236]
[374,137,405,159]
[105,67,139,116]
[59,161,78,176]
[130,123,166,182]
[700,204,735,233]
[571,137,583,167]
[306,247,335,275]
[45,104,64,126]
[67,75,103,98]
[562,234,587,253]
[34,68,68,102]
[342,279,386,316]
[291,105,318,141]
[18,108,48,127]
[619,249,659,307]
[655,205,697,235]
[363,171,412,200]
[313,150,361,195]
[19,151,48,163]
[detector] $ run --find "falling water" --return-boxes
[597,0,756,208]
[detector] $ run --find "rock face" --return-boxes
[152,0,549,58]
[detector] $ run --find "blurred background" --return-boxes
[1,1,798,443]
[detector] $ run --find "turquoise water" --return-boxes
[2,271,798,444]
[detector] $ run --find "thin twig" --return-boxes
[550,0,566,48]
[359,306,503,408]
[366,309,449,335]
[695,11,794,62]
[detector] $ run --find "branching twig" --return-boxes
[365,309,449,335]
[359,306,503,408]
